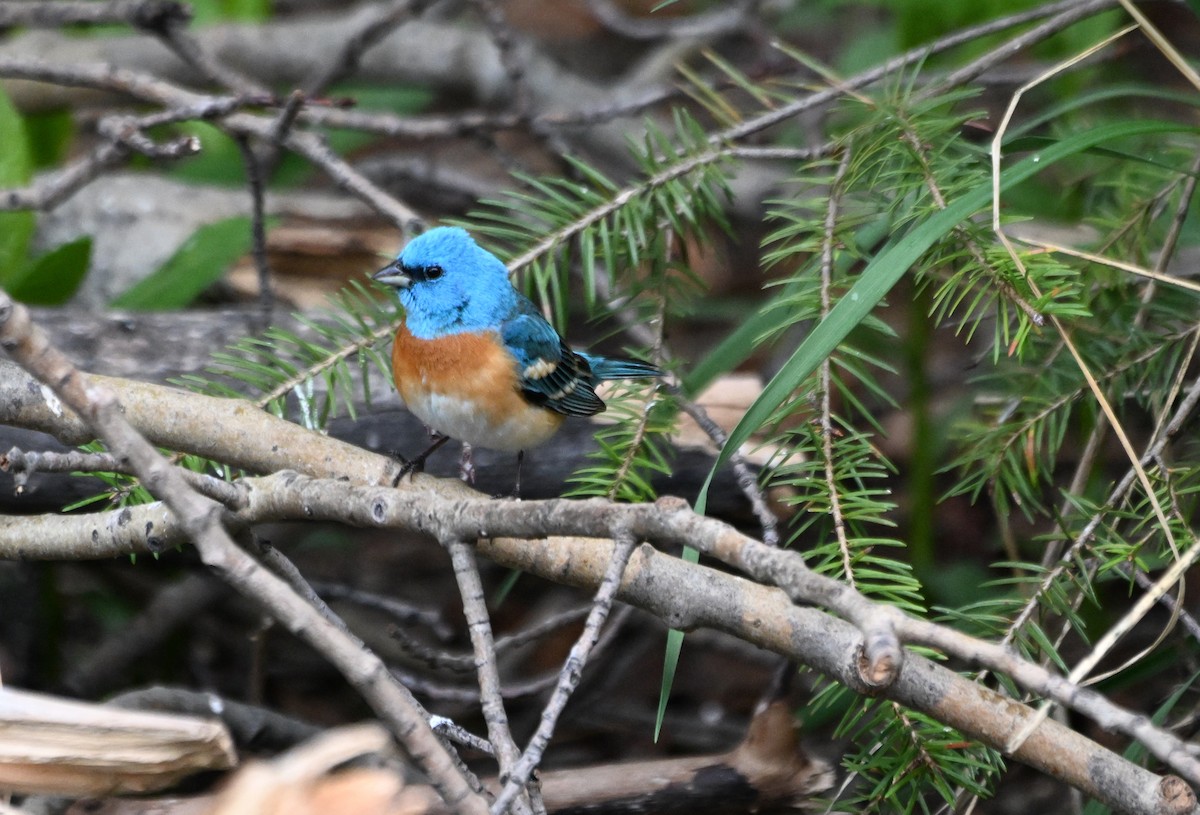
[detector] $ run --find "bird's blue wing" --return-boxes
[500,314,605,417]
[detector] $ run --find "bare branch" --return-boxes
[0,292,490,815]
[492,527,638,814]
[0,0,190,29]
[0,57,421,228]
[1,445,246,507]
[445,537,539,815]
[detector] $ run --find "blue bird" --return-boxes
[373,226,661,486]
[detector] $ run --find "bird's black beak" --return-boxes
[372,259,411,288]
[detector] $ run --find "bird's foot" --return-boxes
[390,455,421,486]
[390,433,451,486]
[459,443,476,484]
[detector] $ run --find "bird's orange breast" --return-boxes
[391,323,564,451]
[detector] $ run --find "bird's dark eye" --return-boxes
[425,265,444,280]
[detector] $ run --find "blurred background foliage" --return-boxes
[2,0,1200,812]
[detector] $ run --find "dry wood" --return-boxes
[64,702,831,815]
[0,686,236,796]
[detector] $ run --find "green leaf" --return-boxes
[6,237,92,305]
[334,84,435,115]
[0,85,34,287]
[25,110,75,170]
[110,216,257,310]
[695,119,1200,515]
[221,0,271,20]
[654,544,699,742]
[166,122,246,186]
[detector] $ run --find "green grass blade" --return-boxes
[683,215,892,396]
[654,545,699,742]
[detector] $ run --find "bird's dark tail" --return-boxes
[580,352,662,381]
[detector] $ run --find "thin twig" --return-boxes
[302,0,431,98]
[392,607,631,705]
[96,114,202,159]
[668,387,780,546]
[0,94,261,212]
[431,716,497,757]
[472,0,578,172]
[0,94,282,210]
[491,528,640,815]
[299,87,681,138]
[312,581,453,641]
[253,1,432,189]
[234,135,275,316]
[388,604,591,672]
[0,141,129,211]
[150,15,268,96]
[0,445,246,508]
[818,148,855,577]
[0,57,422,229]
[723,0,1119,142]
[251,539,357,638]
[471,0,529,117]
[445,538,536,815]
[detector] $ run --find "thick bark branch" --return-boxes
[0,292,490,815]
[0,358,400,484]
[0,469,1194,815]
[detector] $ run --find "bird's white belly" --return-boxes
[404,390,561,452]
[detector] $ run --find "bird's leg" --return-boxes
[512,450,525,499]
[391,432,450,486]
[459,443,476,484]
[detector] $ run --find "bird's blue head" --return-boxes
[373,227,515,339]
